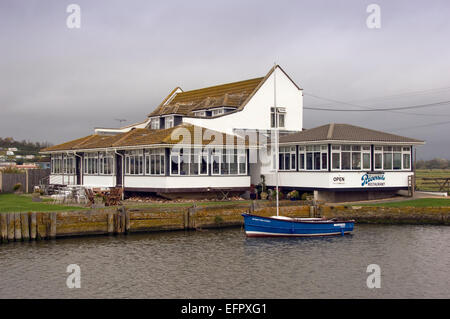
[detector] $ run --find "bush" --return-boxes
[287,190,300,200]
[13,183,22,192]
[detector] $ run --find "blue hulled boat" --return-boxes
[242,213,355,237]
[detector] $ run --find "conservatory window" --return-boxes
[99,152,114,175]
[125,150,143,175]
[145,149,165,175]
[84,153,98,175]
[279,146,296,171]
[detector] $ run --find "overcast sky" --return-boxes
[1,0,449,159]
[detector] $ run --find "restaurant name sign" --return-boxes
[361,173,385,187]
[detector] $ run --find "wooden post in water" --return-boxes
[49,213,57,239]
[7,213,14,241]
[107,213,114,235]
[0,214,7,243]
[14,212,22,241]
[30,212,37,240]
[21,213,30,241]
[125,209,130,234]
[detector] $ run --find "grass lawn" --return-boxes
[357,198,450,208]
[0,194,85,213]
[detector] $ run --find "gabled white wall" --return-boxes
[182,67,303,134]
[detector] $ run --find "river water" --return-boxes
[0,224,449,299]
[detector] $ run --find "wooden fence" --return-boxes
[0,169,50,193]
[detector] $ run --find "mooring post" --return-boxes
[49,213,57,239]
[30,212,37,240]
[7,213,14,241]
[14,212,22,241]
[21,213,30,241]
[125,208,130,234]
[107,212,114,235]
[0,214,7,243]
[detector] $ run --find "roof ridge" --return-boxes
[326,123,335,139]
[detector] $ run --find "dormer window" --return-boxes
[211,108,224,116]
[165,116,174,128]
[193,110,206,117]
[150,118,160,129]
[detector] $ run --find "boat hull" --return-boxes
[242,213,354,237]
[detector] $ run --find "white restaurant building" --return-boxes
[41,66,424,201]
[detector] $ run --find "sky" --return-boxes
[0,0,449,160]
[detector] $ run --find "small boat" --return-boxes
[242,213,355,237]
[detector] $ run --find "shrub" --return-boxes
[287,190,300,200]
[13,183,22,192]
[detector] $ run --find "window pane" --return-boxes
[291,154,296,170]
[285,153,290,170]
[314,152,321,170]
[306,153,313,170]
[299,153,305,169]
[393,153,402,170]
[279,154,284,170]
[375,153,382,169]
[341,152,351,170]
[171,155,179,174]
[322,153,327,170]
[160,155,165,175]
[278,114,285,128]
[363,153,371,170]
[332,153,340,169]
[352,152,361,170]
[384,153,393,170]
[403,154,411,169]
[212,155,220,174]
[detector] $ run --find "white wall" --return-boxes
[83,175,116,188]
[49,175,77,185]
[263,171,414,189]
[182,67,303,135]
[124,176,250,189]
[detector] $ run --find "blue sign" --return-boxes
[361,173,385,187]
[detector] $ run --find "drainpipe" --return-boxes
[114,149,125,200]
[73,152,83,186]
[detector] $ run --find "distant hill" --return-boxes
[0,137,52,156]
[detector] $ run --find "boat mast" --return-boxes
[274,64,279,216]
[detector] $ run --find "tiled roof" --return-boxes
[148,77,265,117]
[41,124,248,153]
[279,124,424,144]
